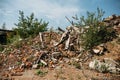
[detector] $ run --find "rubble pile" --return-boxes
[0,31,81,78]
[103,14,120,35]
[0,15,120,79]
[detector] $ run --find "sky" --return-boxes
[0,0,120,30]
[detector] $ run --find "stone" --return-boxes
[51,58,58,64]
[52,52,62,59]
[20,63,25,68]
[32,64,39,69]
[92,49,100,54]
[104,15,116,21]
[114,20,120,25]
[63,57,70,63]
[92,44,107,55]
[103,58,118,67]
[40,60,47,66]
[89,58,120,73]
[89,59,100,69]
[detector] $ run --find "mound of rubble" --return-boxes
[103,14,120,35]
[0,15,120,80]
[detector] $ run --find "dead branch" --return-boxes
[65,16,74,26]
[58,27,65,33]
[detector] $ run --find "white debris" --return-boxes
[40,60,47,66]
[32,64,39,69]
[89,59,120,73]
[92,49,101,54]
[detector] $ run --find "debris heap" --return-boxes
[0,15,120,80]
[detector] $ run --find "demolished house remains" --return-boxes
[0,15,120,80]
[0,29,14,45]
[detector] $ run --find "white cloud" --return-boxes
[12,0,81,18]
[0,0,84,29]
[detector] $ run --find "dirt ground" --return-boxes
[11,62,120,80]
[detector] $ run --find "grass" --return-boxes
[36,69,48,77]
[71,61,81,69]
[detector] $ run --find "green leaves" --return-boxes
[72,8,116,50]
[14,11,48,39]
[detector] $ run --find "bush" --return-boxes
[72,8,116,50]
[14,11,48,39]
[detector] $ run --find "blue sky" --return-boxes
[0,0,120,30]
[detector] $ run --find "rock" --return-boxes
[92,44,107,55]
[63,57,70,63]
[8,66,15,70]
[114,20,120,25]
[89,58,120,73]
[92,49,101,54]
[32,64,39,69]
[40,60,47,66]
[104,15,116,22]
[108,67,117,74]
[89,60,109,72]
[103,58,118,67]
[98,63,109,73]
[51,58,58,64]
[89,59,100,69]
[52,52,62,59]
[20,63,25,68]
[25,62,33,68]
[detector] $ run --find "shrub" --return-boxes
[14,11,48,39]
[72,8,116,50]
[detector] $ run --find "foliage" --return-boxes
[38,62,46,67]
[7,34,21,43]
[72,61,81,69]
[36,69,48,76]
[14,11,48,38]
[72,8,116,50]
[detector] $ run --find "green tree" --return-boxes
[73,8,116,50]
[14,11,48,38]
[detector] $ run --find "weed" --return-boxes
[16,61,22,65]
[38,62,46,67]
[36,69,48,77]
[72,61,81,69]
